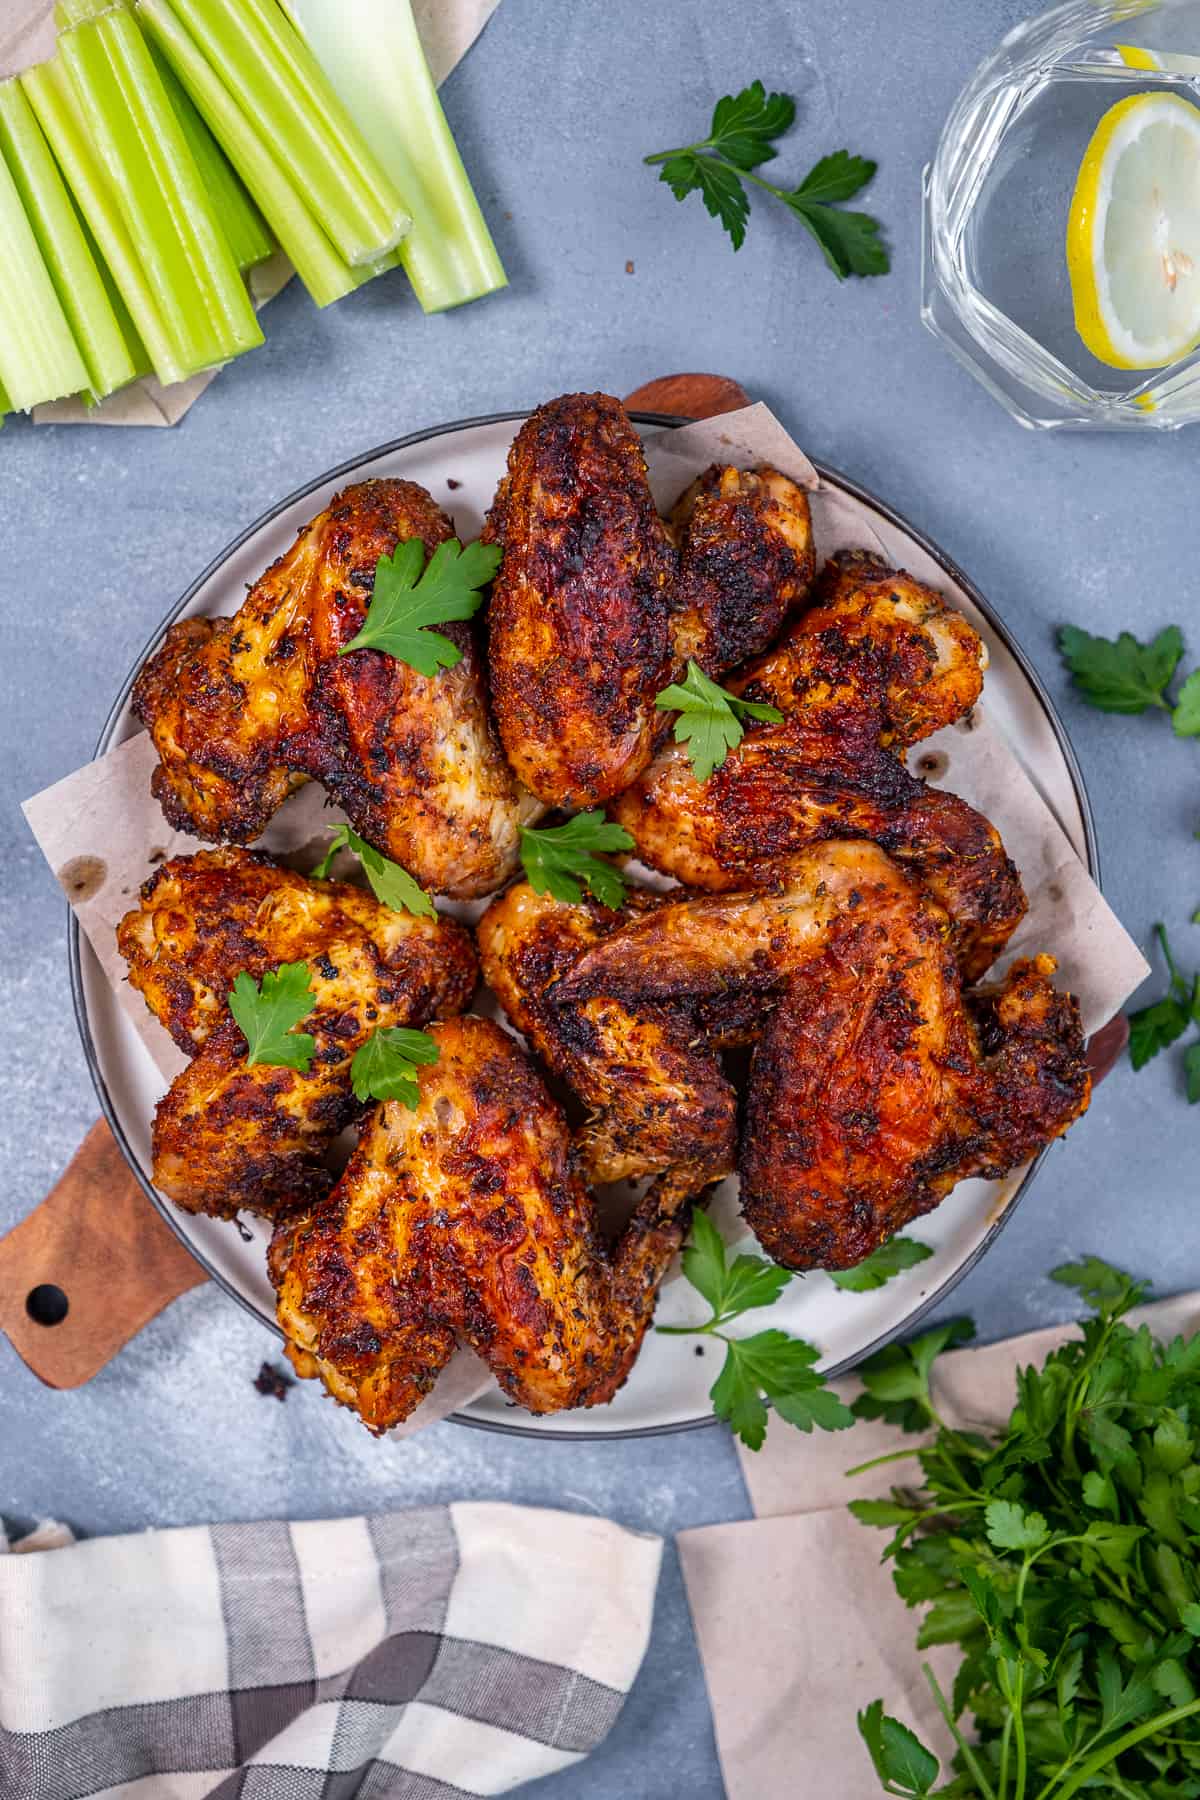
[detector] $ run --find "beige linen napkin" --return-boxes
[0,1500,661,1798]
[0,0,504,425]
[679,1295,1200,1800]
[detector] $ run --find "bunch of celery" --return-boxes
[0,0,505,420]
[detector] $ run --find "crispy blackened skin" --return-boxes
[117,848,477,1220]
[476,879,747,1210]
[485,392,678,809]
[485,395,817,811]
[669,462,816,670]
[742,952,1091,1270]
[501,843,1089,1272]
[132,479,526,900]
[271,1016,694,1431]
[613,551,1024,980]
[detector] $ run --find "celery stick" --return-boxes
[58,10,262,374]
[23,56,188,383]
[164,0,411,265]
[0,129,88,409]
[77,203,155,380]
[148,41,273,273]
[0,78,136,398]
[280,0,506,313]
[137,0,366,307]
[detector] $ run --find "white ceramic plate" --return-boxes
[72,411,1098,1439]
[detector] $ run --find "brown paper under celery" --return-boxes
[22,403,1150,1432]
[0,0,503,426]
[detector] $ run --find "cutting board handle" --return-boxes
[0,1118,206,1389]
[1,371,1126,1390]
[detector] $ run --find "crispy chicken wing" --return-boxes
[133,480,526,899]
[482,843,1089,1270]
[484,392,815,808]
[117,848,477,1219]
[612,552,1025,979]
[668,461,817,670]
[270,1015,693,1431]
[477,880,742,1207]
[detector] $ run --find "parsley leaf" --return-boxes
[518,811,634,908]
[1051,1255,1148,1311]
[658,155,749,250]
[350,1026,439,1107]
[985,1498,1050,1552]
[1130,994,1191,1068]
[1175,668,1200,737]
[1186,1042,1200,1105]
[857,1700,939,1797]
[708,81,796,168]
[1058,622,1183,713]
[655,660,782,782]
[850,1318,975,1434]
[227,962,315,1070]
[644,81,888,277]
[657,1212,853,1450]
[339,536,500,675]
[1126,922,1200,1101]
[828,1236,934,1293]
[310,822,435,917]
[679,1210,792,1317]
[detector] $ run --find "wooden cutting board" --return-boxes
[0,371,1127,1390]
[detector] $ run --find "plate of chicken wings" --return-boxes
[74,392,1099,1438]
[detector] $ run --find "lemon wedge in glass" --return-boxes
[1066,91,1200,369]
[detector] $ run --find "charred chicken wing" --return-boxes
[478,879,742,1208]
[133,480,525,899]
[270,1015,694,1430]
[485,392,814,809]
[482,843,1089,1271]
[117,848,477,1219]
[612,552,1025,979]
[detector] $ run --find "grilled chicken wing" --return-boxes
[117,849,477,1218]
[477,880,742,1208]
[485,392,815,809]
[270,1015,693,1431]
[669,461,816,669]
[482,843,1089,1270]
[133,480,526,899]
[612,552,1025,979]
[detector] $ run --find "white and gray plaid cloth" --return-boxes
[0,1502,662,1800]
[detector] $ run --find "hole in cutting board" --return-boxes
[26,1284,69,1327]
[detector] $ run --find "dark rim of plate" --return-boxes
[70,407,1101,1443]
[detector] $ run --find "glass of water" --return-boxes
[924,0,1200,428]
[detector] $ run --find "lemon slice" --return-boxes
[1116,44,1200,77]
[1066,91,1200,369]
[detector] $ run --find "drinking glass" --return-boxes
[924,0,1200,427]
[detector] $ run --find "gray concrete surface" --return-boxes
[2,2,1198,1795]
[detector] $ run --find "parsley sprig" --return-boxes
[1058,621,1200,737]
[828,1236,934,1294]
[853,1258,1200,1800]
[644,80,888,276]
[350,1026,439,1107]
[655,661,782,782]
[657,1212,854,1451]
[1129,921,1200,1103]
[311,822,435,918]
[518,811,634,908]
[227,962,315,1071]
[340,536,501,675]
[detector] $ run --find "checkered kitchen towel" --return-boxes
[0,1502,662,1800]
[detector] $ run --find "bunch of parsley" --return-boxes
[854,1258,1200,1799]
